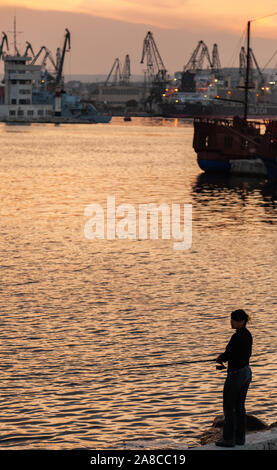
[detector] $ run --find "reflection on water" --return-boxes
[0,118,276,449]
[193,172,276,199]
[192,173,277,221]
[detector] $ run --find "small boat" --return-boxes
[192,20,277,179]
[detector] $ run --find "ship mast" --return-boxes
[8,15,22,55]
[13,16,17,55]
[244,20,251,120]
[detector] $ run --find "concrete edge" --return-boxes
[190,429,277,450]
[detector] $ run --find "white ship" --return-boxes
[0,25,111,124]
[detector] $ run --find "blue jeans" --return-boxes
[223,365,252,444]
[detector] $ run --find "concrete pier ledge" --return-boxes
[192,429,277,450]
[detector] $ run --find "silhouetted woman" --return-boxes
[216,309,252,447]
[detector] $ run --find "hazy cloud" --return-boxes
[2,1,277,33]
[1,2,277,75]
[1,0,80,9]
[106,0,187,8]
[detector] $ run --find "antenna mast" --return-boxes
[14,16,17,54]
[8,15,22,55]
[244,21,251,120]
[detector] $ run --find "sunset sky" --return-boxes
[1,1,277,77]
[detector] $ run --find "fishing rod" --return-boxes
[109,357,226,372]
[108,349,274,374]
[0,358,227,374]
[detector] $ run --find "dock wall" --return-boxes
[191,429,277,450]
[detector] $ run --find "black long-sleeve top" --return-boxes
[219,327,252,371]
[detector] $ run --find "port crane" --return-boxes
[105,57,123,85]
[105,54,131,86]
[31,46,46,65]
[39,47,58,83]
[41,48,57,73]
[24,41,35,58]
[184,40,213,72]
[239,46,265,87]
[121,54,131,85]
[211,43,222,77]
[55,28,71,87]
[140,31,168,111]
[141,31,167,84]
[0,32,9,59]
[249,49,265,87]
[54,28,70,116]
[31,46,57,72]
[239,46,246,78]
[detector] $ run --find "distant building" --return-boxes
[92,84,146,110]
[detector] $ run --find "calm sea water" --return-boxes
[0,117,276,449]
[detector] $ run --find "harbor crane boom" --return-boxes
[250,48,265,86]
[239,46,264,86]
[41,48,57,72]
[54,28,70,116]
[184,40,213,72]
[211,43,222,76]
[0,32,9,59]
[105,54,131,86]
[140,31,167,83]
[184,40,202,71]
[239,46,246,78]
[24,41,35,58]
[55,28,71,86]
[122,54,131,85]
[31,46,46,65]
[105,57,123,85]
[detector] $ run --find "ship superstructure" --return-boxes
[0,52,54,121]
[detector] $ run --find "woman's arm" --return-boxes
[216,335,235,364]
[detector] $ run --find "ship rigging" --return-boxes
[192,18,277,179]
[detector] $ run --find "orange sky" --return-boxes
[1,2,277,76]
[2,1,277,31]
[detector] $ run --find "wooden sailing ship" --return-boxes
[192,20,277,179]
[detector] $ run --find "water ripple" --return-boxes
[0,119,276,449]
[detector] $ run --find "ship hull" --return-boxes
[193,117,269,177]
[197,153,267,176]
[260,157,277,179]
[161,101,277,119]
[1,114,112,124]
